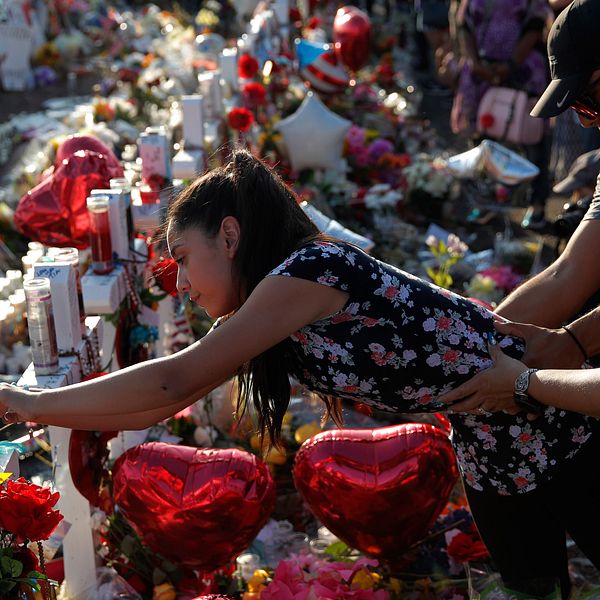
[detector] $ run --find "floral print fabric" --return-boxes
[268,241,599,495]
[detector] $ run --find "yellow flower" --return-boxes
[248,569,270,592]
[152,583,176,600]
[351,568,380,590]
[388,577,403,594]
[265,446,287,465]
[294,422,321,444]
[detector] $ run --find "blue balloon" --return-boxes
[295,38,330,70]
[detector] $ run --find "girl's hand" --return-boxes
[0,384,34,424]
[438,342,526,415]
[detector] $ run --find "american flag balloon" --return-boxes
[300,50,349,95]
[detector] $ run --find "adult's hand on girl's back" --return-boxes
[438,343,525,415]
[494,320,586,369]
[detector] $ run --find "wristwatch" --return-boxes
[513,368,545,415]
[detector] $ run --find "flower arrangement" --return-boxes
[425,234,468,290]
[0,477,63,599]
[404,154,453,200]
[260,554,389,599]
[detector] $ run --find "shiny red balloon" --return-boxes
[333,6,371,72]
[68,429,118,513]
[293,424,458,562]
[14,149,124,248]
[55,134,120,171]
[113,443,276,571]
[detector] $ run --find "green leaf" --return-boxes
[1,556,23,578]
[324,541,350,560]
[0,579,16,592]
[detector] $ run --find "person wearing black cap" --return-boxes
[439,2,600,596]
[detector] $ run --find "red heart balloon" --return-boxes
[55,134,120,170]
[293,424,458,562]
[15,149,124,248]
[69,429,117,513]
[333,6,371,72]
[113,443,275,571]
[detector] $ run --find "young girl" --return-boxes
[2,150,599,596]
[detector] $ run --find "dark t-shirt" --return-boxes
[583,170,600,221]
[267,240,599,495]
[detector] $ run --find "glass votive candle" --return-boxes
[6,270,22,293]
[309,538,330,558]
[288,532,309,555]
[21,254,38,278]
[24,277,59,375]
[48,247,86,332]
[110,178,135,240]
[236,553,260,582]
[137,182,160,205]
[86,195,114,274]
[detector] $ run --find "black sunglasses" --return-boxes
[571,74,600,120]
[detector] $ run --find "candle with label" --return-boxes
[24,277,59,375]
[86,195,114,275]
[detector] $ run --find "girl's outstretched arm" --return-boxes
[0,275,347,428]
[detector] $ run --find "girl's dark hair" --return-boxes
[166,148,342,446]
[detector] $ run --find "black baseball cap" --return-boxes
[531,0,600,119]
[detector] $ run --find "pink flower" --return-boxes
[514,476,529,488]
[437,316,452,330]
[443,350,460,363]
[261,556,388,600]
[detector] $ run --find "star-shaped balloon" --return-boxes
[275,92,351,171]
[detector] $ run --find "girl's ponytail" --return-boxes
[167,148,329,447]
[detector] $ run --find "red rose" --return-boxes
[307,16,321,29]
[152,258,179,296]
[289,7,302,22]
[227,107,255,132]
[242,82,267,108]
[12,547,39,575]
[447,531,490,563]
[479,112,495,129]
[238,53,259,79]
[0,478,63,541]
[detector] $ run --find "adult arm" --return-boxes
[548,0,572,10]
[496,219,600,326]
[439,341,600,417]
[0,276,348,428]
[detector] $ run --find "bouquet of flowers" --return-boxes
[0,477,63,599]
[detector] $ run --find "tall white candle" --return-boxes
[219,48,239,90]
[181,95,206,150]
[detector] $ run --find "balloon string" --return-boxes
[406,517,468,551]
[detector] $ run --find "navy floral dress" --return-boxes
[267,241,599,496]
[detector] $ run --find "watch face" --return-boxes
[515,371,529,393]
